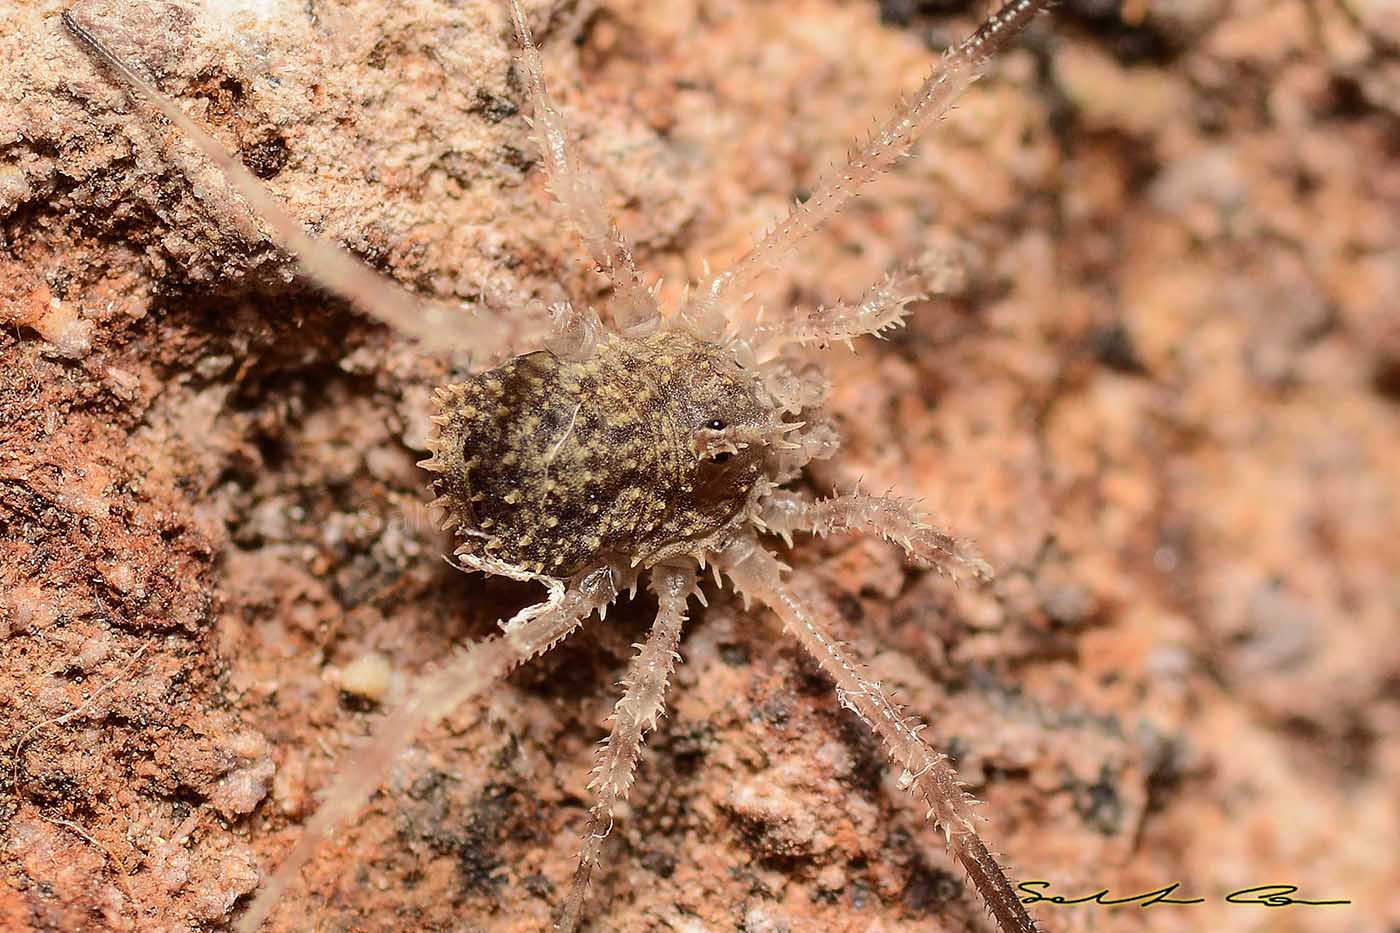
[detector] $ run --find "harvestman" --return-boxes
[63,1,1051,929]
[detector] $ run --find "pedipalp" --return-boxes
[744,271,919,355]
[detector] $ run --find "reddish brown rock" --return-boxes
[2,0,1396,931]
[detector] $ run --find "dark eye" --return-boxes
[712,451,732,464]
[706,419,726,431]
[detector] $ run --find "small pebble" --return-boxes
[340,651,392,702]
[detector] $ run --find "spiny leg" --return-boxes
[759,490,992,583]
[745,271,920,356]
[237,565,623,933]
[683,0,1048,325]
[61,12,515,355]
[558,563,698,932]
[719,538,1037,933]
[505,0,660,335]
[744,245,972,353]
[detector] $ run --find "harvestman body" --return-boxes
[63,1,1051,930]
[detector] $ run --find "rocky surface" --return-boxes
[2,0,1397,930]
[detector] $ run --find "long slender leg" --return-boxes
[683,0,1048,325]
[558,562,697,932]
[236,565,623,933]
[505,0,660,335]
[719,538,1037,933]
[759,490,992,583]
[61,12,516,355]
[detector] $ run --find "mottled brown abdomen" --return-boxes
[423,332,767,577]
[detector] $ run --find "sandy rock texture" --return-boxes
[2,0,1398,930]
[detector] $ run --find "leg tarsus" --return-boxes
[236,566,621,933]
[719,538,1037,933]
[557,563,696,932]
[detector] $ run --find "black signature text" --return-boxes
[1018,880,1350,908]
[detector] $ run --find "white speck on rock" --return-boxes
[35,300,94,359]
[338,651,393,703]
[210,733,276,819]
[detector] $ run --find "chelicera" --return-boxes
[63,1,1050,929]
